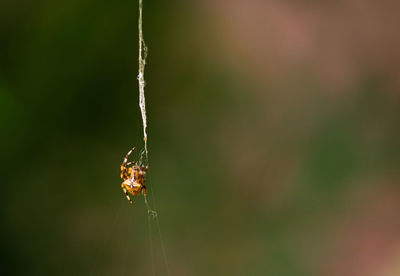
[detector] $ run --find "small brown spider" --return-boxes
[120,147,148,204]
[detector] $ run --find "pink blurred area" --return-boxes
[180,1,400,275]
[324,179,400,276]
[203,0,400,93]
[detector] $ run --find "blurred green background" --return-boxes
[1,0,400,275]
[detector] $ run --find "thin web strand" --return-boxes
[144,193,170,276]
[144,195,156,276]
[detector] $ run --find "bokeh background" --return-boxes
[1,0,400,275]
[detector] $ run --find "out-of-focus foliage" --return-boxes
[1,0,400,275]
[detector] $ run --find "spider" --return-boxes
[120,147,148,204]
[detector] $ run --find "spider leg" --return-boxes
[122,147,136,166]
[121,184,133,204]
[121,147,136,180]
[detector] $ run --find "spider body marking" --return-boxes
[120,147,148,204]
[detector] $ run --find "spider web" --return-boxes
[137,0,155,217]
[138,0,148,163]
[136,1,170,275]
